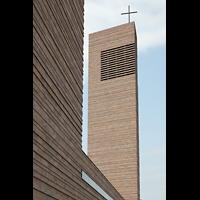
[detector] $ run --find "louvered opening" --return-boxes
[101,43,136,81]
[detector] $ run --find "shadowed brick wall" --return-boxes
[33,0,124,199]
[88,22,140,200]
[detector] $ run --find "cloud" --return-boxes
[84,0,166,54]
[83,0,166,86]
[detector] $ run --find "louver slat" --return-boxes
[101,43,136,81]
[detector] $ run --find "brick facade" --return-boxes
[33,0,124,199]
[88,22,140,200]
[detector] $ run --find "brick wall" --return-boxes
[88,22,140,200]
[33,0,124,199]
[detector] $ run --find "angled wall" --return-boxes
[88,22,140,200]
[33,0,124,199]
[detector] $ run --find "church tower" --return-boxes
[88,22,140,200]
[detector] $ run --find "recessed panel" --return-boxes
[101,43,136,81]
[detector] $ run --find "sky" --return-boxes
[82,1,166,200]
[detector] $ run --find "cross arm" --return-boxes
[121,11,137,15]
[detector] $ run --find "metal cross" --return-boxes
[121,5,137,23]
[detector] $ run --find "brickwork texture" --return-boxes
[33,0,124,199]
[88,22,140,200]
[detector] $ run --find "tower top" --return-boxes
[121,5,137,23]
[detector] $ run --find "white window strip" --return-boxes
[82,171,114,200]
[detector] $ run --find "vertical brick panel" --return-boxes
[88,22,140,200]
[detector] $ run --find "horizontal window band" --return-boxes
[101,71,136,81]
[101,63,136,69]
[101,68,136,76]
[101,70,136,78]
[101,59,136,67]
[101,69,136,77]
[82,171,113,200]
[101,55,136,63]
[101,51,136,59]
[101,65,136,73]
[101,48,135,56]
[101,43,135,53]
[101,50,136,58]
[101,60,135,67]
[101,47,135,55]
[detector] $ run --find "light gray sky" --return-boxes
[82,1,166,200]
